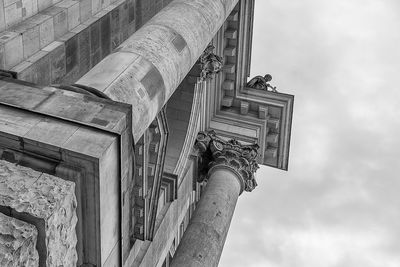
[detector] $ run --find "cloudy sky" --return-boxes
[220,1,400,266]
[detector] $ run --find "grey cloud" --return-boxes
[220,0,400,266]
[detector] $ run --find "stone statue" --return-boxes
[247,74,277,92]
[198,44,223,81]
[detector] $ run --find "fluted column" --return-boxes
[171,131,259,267]
[77,0,239,141]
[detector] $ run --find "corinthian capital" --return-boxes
[195,131,260,193]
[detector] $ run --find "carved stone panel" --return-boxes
[0,159,77,266]
[0,212,39,266]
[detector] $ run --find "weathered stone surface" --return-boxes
[0,160,78,266]
[195,130,260,193]
[77,0,240,142]
[0,212,39,267]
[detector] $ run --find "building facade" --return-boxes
[0,0,293,266]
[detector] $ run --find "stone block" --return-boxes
[240,100,249,115]
[118,0,129,40]
[4,2,22,28]
[55,0,80,30]
[21,0,38,20]
[13,50,51,85]
[87,17,101,66]
[9,21,40,59]
[10,60,33,79]
[258,105,268,119]
[42,41,66,83]
[58,32,79,82]
[91,0,101,15]
[221,96,234,107]
[42,6,68,39]
[79,0,91,22]
[222,79,235,90]
[99,13,111,58]
[0,31,23,69]
[24,118,79,147]
[0,44,3,70]
[27,51,51,84]
[0,159,78,267]
[266,133,279,144]
[0,213,39,267]
[26,14,54,49]
[0,0,5,32]
[110,7,121,50]
[224,46,236,56]
[59,32,78,73]
[71,24,91,76]
[102,0,111,9]
[38,0,52,11]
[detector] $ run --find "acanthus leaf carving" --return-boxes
[195,130,260,192]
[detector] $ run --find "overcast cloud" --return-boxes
[220,1,400,266]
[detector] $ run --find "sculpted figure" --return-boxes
[198,44,223,81]
[247,74,277,92]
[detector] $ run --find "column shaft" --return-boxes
[77,0,239,141]
[170,167,241,267]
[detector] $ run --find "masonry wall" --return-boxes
[0,0,173,85]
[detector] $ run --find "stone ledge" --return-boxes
[0,159,77,266]
[2,0,130,84]
[0,212,39,267]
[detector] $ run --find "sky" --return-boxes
[220,1,400,266]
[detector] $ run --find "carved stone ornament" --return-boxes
[198,44,224,82]
[195,130,260,192]
[247,73,278,92]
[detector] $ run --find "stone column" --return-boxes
[77,0,239,141]
[170,131,260,267]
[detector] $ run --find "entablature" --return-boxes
[206,0,294,170]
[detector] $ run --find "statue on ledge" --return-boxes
[247,74,278,92]
[198,44,223,82]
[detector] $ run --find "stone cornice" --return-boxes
[204,0,294,171]
[195,130,259,193]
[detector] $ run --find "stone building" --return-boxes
[0,0,293,266]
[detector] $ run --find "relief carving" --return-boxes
[198,44,224,82]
